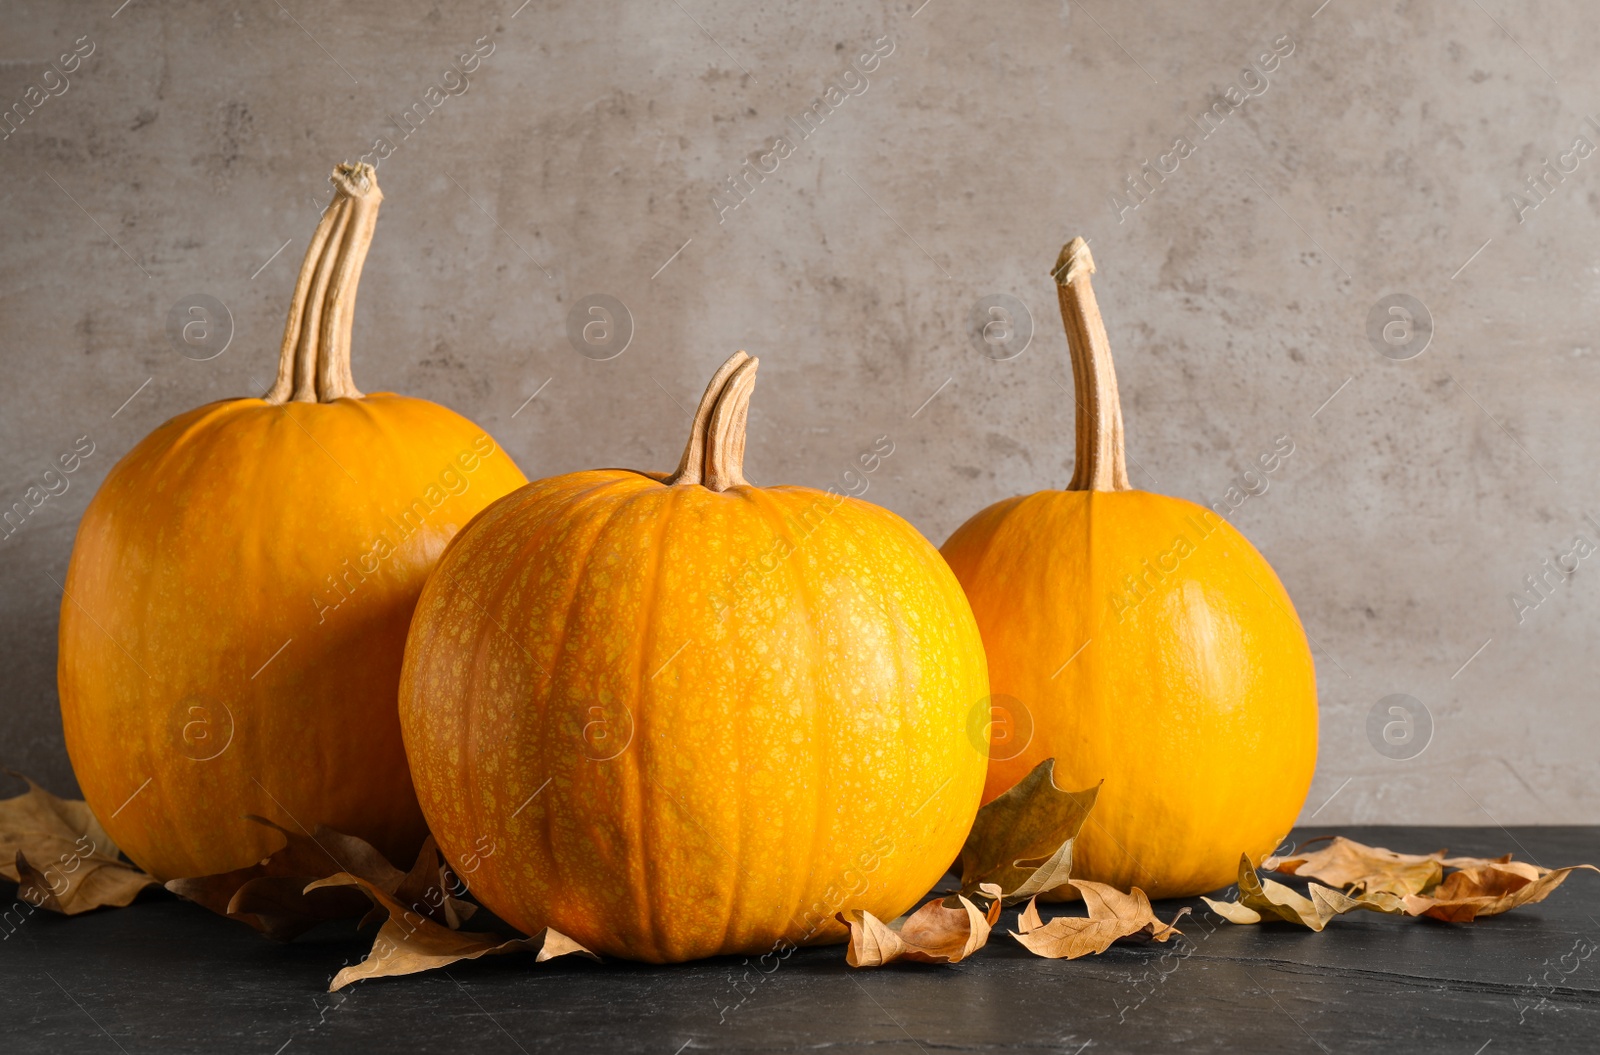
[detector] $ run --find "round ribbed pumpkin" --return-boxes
[400,353,988,962]
[58,164,527,880]
[941,239,1318,898]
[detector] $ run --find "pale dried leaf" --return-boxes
[1272,835,1446,896]
[0,776,157,915]
[15,849,158,915]
[1016,897,1044,934]
[958,759,1099,904]
[1201,897,1263,925]
[1350,889,1409,915]
[1439,852,1515,870]
[837,885,1002,967]
[1011,880,1188,959]
[1402,864,1599,923]
[308,871,596,990]
[1208,854,1385,931]
[838,909,913,968]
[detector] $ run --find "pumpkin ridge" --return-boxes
[834,498,917,845]
[735,485,829,946]
[489,477,639,939]
[548,481,647,950]
[438,485,561,921]
[718,485,813,951]
[626,482,678,961]
[872,503,933,908]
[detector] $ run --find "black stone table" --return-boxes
[5,826,1598,1053]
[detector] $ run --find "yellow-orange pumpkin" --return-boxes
[941,239,1318,898]
[58,164,527,880]
[400,353,988,962]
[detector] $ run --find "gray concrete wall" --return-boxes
[3,0,1596,823]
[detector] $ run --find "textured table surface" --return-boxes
[4,825,1598,1054]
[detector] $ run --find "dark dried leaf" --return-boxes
[1403,863,1599,922]
[958,759,1098,904]
[0,776,158,914]
[164,816,442,941]
[307,871,595,990]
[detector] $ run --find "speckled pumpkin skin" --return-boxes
[941,489,1318,899]
[399,470,989,963]
[58,395,528,880]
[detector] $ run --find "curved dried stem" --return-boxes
[664,352,759,491]
[1052,238,1131,492]
[265,163,382,404]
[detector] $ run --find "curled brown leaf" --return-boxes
[958,759,1099,904]
[0,776,157,915]
[1402,863,1599,922]
[1203,854,1396,931]
[164,818,471,941]
[1011,881,1188,959]
[1262,835,1598,924]
[308,871,596,990]
[837,883,1003,967]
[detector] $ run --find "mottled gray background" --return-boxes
[3,0,1596,824]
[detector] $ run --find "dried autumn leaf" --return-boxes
[1016,896,1044,933]
[0,776,158,914]
[837,883,1003,967]
[384,835,477,930]
[1270,835,1446,896]
[1439,852,1515,870]
[1203,853,1394,931]
[1011,880,1188,959]
[1265,836,1598,922]
[958,759,1099,903]
[307,871,596,990]
[164,816,467,941]
[1402,863,1599,923]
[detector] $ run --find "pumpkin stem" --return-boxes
[665,352,759,491]
[264,163,382,404]
[1053,238,1132,492]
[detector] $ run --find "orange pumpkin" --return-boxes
[400,353,988,962]
[941,239,1318,898]
[58,163,527,880]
